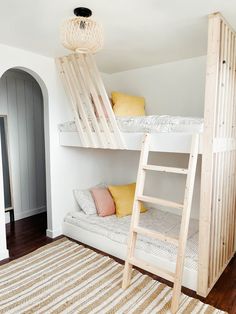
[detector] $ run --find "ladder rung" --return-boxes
[133,226,179,246]
[128,257,175,282]
[143,165,188,175]
[137,195,183,210]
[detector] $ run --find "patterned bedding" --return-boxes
[64,207,199,270]
[58,115,204,134]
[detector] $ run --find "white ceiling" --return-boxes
[0,0,236,73]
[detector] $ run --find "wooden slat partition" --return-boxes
[56,54,126,149]
[198,13,236,297]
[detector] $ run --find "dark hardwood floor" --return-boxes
[1,213,235,313]
[4,212,54,261]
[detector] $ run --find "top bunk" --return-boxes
[56,13,236,155]
[58,115,204,153]
[56,53,204,154]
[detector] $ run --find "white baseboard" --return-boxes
[0,248,9,261]
[46,228,62,239]
[5,206,46,224]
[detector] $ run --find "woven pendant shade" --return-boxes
[61,16,103,54]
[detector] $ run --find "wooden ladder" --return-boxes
[122,133,199,313]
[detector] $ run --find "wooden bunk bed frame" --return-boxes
[57,13,236,297]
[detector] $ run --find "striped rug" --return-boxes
[0,238,226,314]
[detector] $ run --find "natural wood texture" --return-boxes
[171,134,199,313]
[122,133,150,288]
[133,226,179,246]
[56,53,126,149]
[122,134,199,313]
[1,213,236,313]
[143,164,188,174]
[137,195,184,210]
[198,12,236,297]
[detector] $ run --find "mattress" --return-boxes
[64,207,199,270]
[58,115,204,134]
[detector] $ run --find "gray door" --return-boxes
[0,117,12,209]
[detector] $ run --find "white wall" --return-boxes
[104,56,206,117]
[102,56,206,218]
[0,44,134,260]
[0,44,71,259]
[0,70,46,223]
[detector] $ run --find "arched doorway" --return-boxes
[0,67,51,258]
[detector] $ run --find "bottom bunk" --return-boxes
[62,207,199,291]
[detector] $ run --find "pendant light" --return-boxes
[61,7,103,53]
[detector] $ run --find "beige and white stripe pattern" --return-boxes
[0,238,226,314]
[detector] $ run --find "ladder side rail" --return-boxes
[171,134,200,313]
[77,54,116,149]
[56,58,89,147]
[122,134,150,288]
[86,54,126,148]
[62,56,98,147]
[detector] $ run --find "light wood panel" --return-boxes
[56,54,126,149]
[198,13,236,297]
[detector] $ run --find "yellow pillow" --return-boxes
[111,91,146,116]
[108,183,147,218]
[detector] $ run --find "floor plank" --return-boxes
[1,213,235,313]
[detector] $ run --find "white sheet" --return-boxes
[58,115,204,134]
[64,207,199,270]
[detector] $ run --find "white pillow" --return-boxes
[73,189,96,215]
[73,183,105,215]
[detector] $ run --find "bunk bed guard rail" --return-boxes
[56,54,126,149]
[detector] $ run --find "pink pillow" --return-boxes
[90,187,115,217]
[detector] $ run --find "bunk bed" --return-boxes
[57,13,236,298]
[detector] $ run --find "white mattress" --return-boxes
[64,208,199,271]
[58,115,204,134]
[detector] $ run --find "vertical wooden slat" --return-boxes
[55,58,88,147]
[56,54,126,149]
[210,23,224,282]
[73,55,109,148]
[85,54,126,148]
[62,56,99,148]
[198,13,222,296]
[75,54,115,148]
[66,55,107,148]
[219,25,229,271]
[225,28,233,265]
[199,13,236,297]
